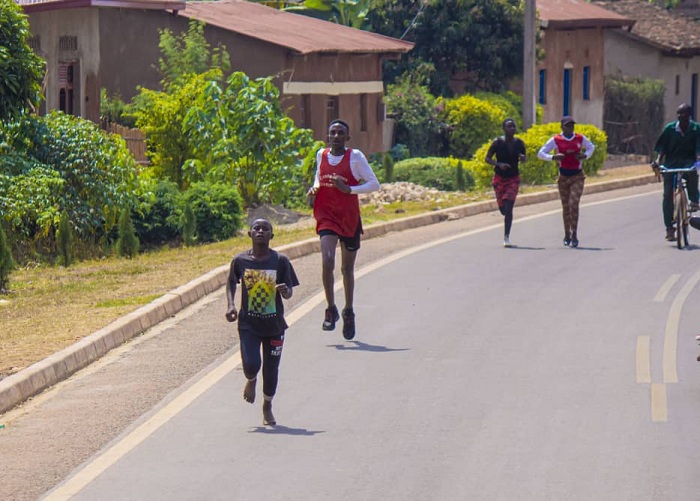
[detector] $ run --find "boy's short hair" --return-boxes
[502,118,516,127]
[329,119,350,134]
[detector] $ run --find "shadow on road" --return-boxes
[248,425,326,436]
[327,340,410,353]
[506,245,546,251]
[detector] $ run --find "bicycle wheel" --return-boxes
[676,191,688,249]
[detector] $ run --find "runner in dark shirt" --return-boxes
[225,219,299,426]
[485,118,527,247]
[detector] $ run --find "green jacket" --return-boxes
[654,120,700,168]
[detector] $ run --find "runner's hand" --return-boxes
[225,307,238,322]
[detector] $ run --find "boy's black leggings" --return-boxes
[499,199,514,235]
[238,330,285,398]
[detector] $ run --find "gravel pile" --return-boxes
[360,182,445,205]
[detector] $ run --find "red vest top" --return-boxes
[554,133,584,170]
[313,148,361,237]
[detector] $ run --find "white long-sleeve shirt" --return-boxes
[312,148,380,194]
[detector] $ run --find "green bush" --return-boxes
[393,157,475,191]
[57,212,73,267]
[180,202,196,247]
[116,208,140,259]
[0,225,15,292]
[439,95,505,158]
[384,73,441,157]
[132,180,182,248]
[474,90,544,126]
[604,75,664,156]
[465,122,608,188]
[183,181,244,242]
[382,153,395,183]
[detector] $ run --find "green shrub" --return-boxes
[384,73,441,157]
[465,122,608,188]
[393,157,474,191]
[132,180,182,248]
[57,212,73,267]
[383,153,395,183]
[180,202,197,247]
[183,181,243,242]
[604,75,664,155]
[439,95,505,158]
[0,225,15,292]
[116,208,140,258]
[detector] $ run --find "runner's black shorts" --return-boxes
[319,220,363,251]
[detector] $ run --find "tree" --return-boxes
[183,72,317,206]
[157,19,231,92]
[282,0,377,29]
[369,0,525,96]
[0,0,44,119]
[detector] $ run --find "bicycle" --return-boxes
[656,164,697,249]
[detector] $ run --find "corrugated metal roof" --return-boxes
[180,0,414,55]
[17,0,185,13]
[593,0,700,54]
[537,0,635,29]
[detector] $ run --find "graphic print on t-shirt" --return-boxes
[243,268,277,318]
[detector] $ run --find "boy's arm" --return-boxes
[225,263,238,322]
[276,257,299,300]
[307,149,323,197]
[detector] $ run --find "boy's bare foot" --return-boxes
[262,400,276,426]
[243,378,256,403]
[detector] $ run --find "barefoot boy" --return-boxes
[225,218,299,426]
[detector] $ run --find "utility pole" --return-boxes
[523,0,536,130]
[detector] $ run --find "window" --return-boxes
[563,69,572,116]
[360,94,368,132]
[301,94,311,128]
[676,75,680,95]
[582,66,590,101]
[59,36,77,51]
[326,96,339,125]
[538,69,547,105]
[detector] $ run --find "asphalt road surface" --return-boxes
[3,183,700,500]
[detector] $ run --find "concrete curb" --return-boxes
[0,173,656,415]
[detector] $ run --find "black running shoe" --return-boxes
[570,238,579,248]
[323,305,339,331]
[342,308,356,340]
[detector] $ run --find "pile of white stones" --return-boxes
[359,182,445,205]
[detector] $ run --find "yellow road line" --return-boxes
[654,274,681,303]
[663,270,700,383]
[651,383,668,422]
[636,336,651,383]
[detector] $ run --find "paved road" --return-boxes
[3,183,700,500]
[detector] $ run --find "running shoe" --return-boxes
[342,308,356,340]
[503,235,511,247]
[323,305,340,331]
[570,237,579,248]
[665,227,676,241]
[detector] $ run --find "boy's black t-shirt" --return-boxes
[490,136,526,178]
[229,250,300,336]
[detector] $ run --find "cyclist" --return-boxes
[651,103,700,241]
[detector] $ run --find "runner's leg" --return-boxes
[320,234,339,308]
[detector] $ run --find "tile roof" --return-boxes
[180,0,414,56]
[592,0,700,54]
[537,0,635,29]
